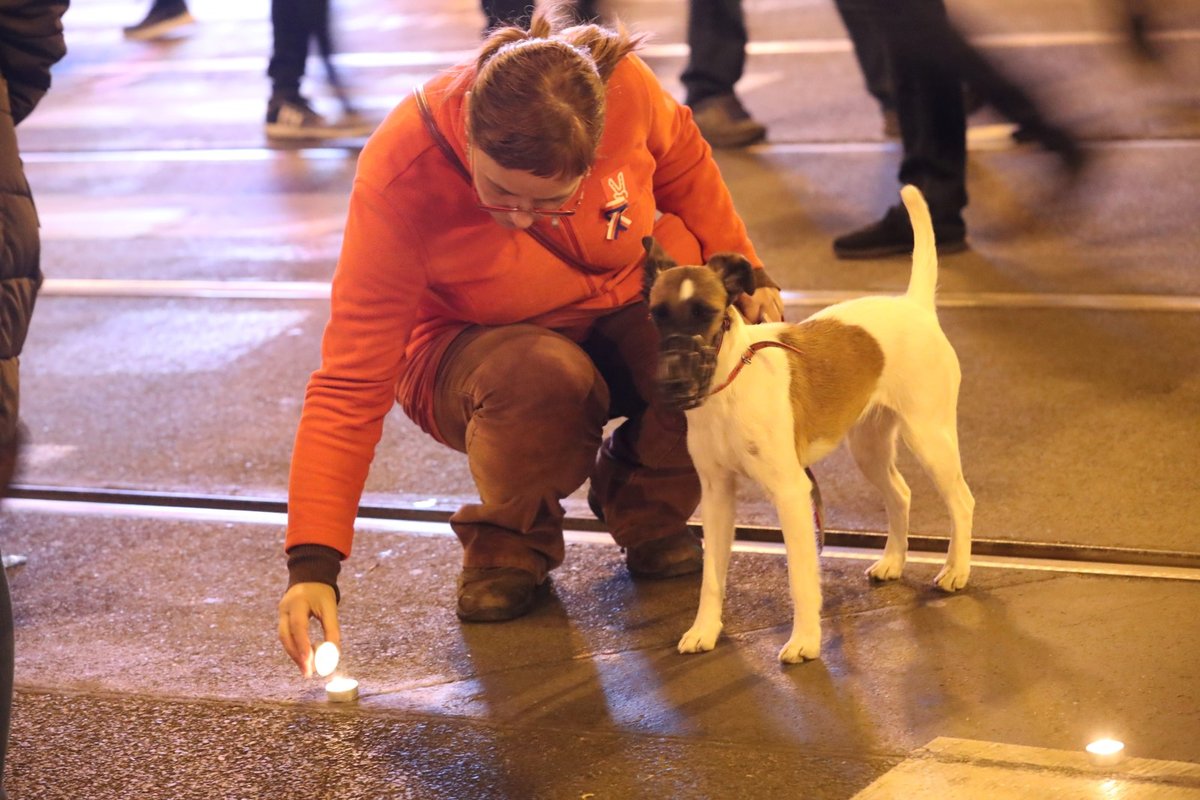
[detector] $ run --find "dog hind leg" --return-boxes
[900,418,974,591]
[847,409,912,582]
[678,470,737,654]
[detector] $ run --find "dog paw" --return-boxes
[778,635,821,664]
[934,564,970,592]
[678,623,722,654]
[866,555,905,582]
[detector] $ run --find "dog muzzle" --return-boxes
[657,333,719,411]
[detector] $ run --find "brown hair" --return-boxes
[468,1,649,178]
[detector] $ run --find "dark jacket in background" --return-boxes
[0,0,68,443]
[0,6,66,796]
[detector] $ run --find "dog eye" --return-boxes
[650,305,669,323]
[690,303,716,322]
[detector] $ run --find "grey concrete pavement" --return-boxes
[16,295,1200,552]
[4,507,1199,798]
[3,0,1200,796]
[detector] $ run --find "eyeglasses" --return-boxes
[475,199,580,218]
[469,143,587,219]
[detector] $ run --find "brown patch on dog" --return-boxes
[780,319,885,453]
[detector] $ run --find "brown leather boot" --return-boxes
[625,531,703,579]
[456,567,542,622]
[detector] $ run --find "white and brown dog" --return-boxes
[643,185,974,664]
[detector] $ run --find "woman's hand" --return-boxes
[736,286,784,324]
[278,582,340,677]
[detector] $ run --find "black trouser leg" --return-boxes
[833,0,893,111]
[480,0,531,30]
[268,0,326,100]
[680,0,747,106]
[870,0,967,228]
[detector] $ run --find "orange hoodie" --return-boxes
[286,54,764,566]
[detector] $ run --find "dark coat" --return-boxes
[0,0,68,440]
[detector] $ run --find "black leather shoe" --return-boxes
[833,205,967,260]
[690,94,767,148]
[626,531,703,579]
[456,567,541,622]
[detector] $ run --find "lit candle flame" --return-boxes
[314,641,340,677]
[324,676,359,703]
[1087,739,1124,757]
[325,676,358,693]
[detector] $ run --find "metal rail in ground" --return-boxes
[9,484,1199,573]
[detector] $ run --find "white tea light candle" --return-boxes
[325,676,359,703]
[314,641,340,677]
[1086,739,1125,767]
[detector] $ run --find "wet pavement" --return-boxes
[3,0,1200,797]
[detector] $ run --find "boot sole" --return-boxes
[123,12,195,41]
[834,238,968,260]
[627,554,703,580]
[455,597,535,622]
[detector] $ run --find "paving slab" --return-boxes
[2,506,1198,798]
[16,295,1200,554]
[4,0,1199,796]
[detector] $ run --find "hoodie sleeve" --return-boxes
[627,55,765,270]
[285,176,429,567]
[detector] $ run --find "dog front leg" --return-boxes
[771,471,823,664]
[678,469,737,655]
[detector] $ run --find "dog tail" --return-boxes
[901,184,938,312]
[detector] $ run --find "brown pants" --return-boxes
[431,302,700,579]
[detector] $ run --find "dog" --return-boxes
[642,185,974,664]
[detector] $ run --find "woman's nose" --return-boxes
[510,210,537,229]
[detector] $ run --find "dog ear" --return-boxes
[707,253,756,304]
[642,237,677,300]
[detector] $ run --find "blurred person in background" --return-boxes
[831,0,1084,259]
[123,0,193,41]
[0,0,69,795]
[277,2,783,675]
[266,0,374,140]
[680,0,766,148]
[481,0,599,32]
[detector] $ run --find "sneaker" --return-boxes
[690,93,767,149]
[625,531,703,579]
[123,1,195,41]
[265,98,376,141]
[833,204,967,260]
[456,567,543,622]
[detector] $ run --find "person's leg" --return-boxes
[268,0,313,103]
[266,0,374,140]
[584,303,703,577]
[432,324,610,617]
[833,0,894,115]
[681,0,765,147]
[680,0,747,107]
[123,0,194,41]
[833,0,967,258]
[480,0,532,31]
[921,9,1083,171]
[890,2,968,235]
[574,0,600,23]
